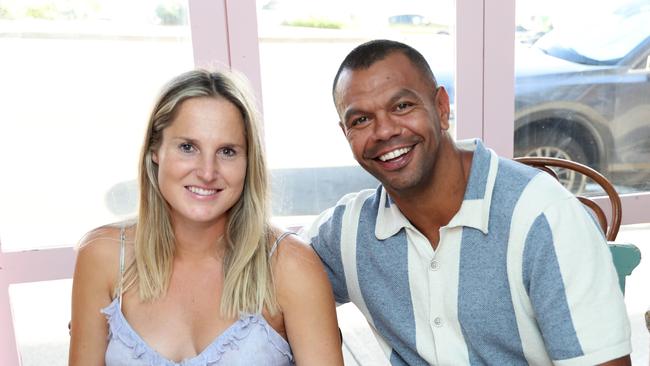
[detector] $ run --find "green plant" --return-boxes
[282,17,343,29]
[25,3,58,20]
[155,0,187,25]
[0,5,12,19]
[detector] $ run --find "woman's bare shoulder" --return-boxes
[74,221,136,286]
[270,228,328,293]
[270,229,318,267]
[78,220,135,249]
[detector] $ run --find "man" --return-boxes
[305,39,631,365]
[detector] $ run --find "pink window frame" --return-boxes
[1,0,648,364]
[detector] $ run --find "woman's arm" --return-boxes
[273,234,344,366]
[69,229,119,365]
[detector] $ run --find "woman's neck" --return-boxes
[171,215,228,262]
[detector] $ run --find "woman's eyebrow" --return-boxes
[171,136,199,145]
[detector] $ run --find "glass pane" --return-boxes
[9,279,72,365]
[514,0,650,196]
[0,0,193,250]
[614,223,650,365]
[256,0,456,220]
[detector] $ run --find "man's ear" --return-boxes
[434,86,451,130]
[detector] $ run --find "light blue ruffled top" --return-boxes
[101,299,294,366]
[101,229,295,365]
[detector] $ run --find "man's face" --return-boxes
[335,52,450,195]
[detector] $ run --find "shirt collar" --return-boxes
[375,139,497,240]
[447,139,497,234]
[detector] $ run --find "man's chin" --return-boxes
[378,175,420,194]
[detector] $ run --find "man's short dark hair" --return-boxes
[332,39,437,102]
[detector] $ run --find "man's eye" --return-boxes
[179,143,195,153]
[395,102,413,111]
[351,116,368,127]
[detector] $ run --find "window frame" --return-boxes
[1,0,648,363]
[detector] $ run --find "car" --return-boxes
[437,2,650,193]
[512,2,650,193]
[388,14,430,26]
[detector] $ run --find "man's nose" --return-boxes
[373,112,400,141]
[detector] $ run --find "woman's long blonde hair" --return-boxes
[121,69,275,317]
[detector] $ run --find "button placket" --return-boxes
[433,317,443,327]
[429,259,440,271]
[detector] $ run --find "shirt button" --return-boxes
[433,317,443,327]
[430,259,440,271]
[433,316,442,327]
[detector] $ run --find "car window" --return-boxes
[535,8,650,65]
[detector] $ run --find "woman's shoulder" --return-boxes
[269,228,316,266]
[78,221,135,252]
[269,227,329,292]
[75,221,136,283]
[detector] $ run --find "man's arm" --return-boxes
[522,190,631,365]
[302,204,351,304]
[599,355,631,366]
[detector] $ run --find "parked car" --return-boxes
[440,2,650,193]
[513,3,650,192]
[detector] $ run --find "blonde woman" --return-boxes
[69,69,343,365]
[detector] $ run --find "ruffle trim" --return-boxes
[101,299,294,365]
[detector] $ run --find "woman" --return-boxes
[69,69,343,365]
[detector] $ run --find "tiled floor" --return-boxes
[11,225,650,365]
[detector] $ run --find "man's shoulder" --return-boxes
[304,187,380,240]
[334,187,380,207]
[323,187,381,221]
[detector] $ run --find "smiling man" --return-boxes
[305,39,631,365]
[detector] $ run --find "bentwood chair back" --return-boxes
[514,156,641,293]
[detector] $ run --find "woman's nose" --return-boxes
[196,155,218,181]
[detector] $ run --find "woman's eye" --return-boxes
[219,147,236,158]
[179,143,195,153]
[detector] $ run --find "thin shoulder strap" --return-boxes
[117,226,126,310]
[269,231,296,258]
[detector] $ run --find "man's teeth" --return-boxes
[187,186,218,196]
[379,147,411,162]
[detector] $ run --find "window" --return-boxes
[0,0,193,251]
[513,0,650,196]
[255,0,456,222]
[0,1,193,363]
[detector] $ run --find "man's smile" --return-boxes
[378,146,413,162]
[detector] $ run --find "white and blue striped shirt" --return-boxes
[307,140,631,365]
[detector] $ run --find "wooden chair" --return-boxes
[514,156,641,294]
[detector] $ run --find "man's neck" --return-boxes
[390,138,473,248]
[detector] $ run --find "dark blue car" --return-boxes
[512,3,650,192]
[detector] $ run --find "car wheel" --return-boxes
[515,129,588,194]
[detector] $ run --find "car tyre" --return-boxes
[515,128,589,193]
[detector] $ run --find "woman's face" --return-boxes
[152,96,247,229]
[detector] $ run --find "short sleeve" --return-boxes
[522,196,631,365]
[304,205,350,304]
